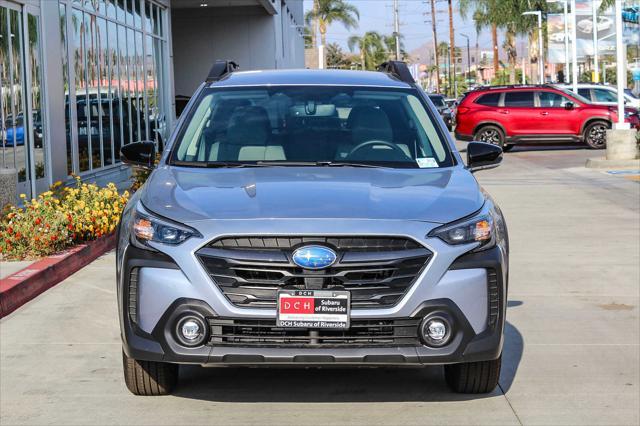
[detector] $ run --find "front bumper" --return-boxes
[119,226,507,366]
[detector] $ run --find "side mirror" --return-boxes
[564,101,574,110]
[120,141,156,170]
[466,141,503,172]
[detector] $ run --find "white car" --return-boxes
[577,16,613,34]
[557,84,640,109]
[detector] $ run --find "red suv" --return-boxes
[455,85,640,150]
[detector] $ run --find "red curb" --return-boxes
[0,233,116,318]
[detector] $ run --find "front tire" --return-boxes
[122,351,178,396]
[444,356,502,394]
[474,125,505,148]
[583,121,609,149]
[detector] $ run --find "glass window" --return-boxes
[504,91,534,107]
[27,14,46,180]
[115,0,125,22]
[98,17,112,166]
[59,4,74,175]
[538,91,571,108]
[118,25,131,146]
[171,87,455,168]
[593,88,617,103]
[428,95,446,108]
[476,92,501,106]
[577,88,592,100]
[86,12,100,169]
[106,0,116,18]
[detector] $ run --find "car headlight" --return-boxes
[428,209,496,251]
[132,204,200,246]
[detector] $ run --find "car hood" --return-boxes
[141,166,484,224]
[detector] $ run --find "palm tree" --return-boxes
[348,31,385,70]
[461,0,547,84]
[459,0,501,81]
[383,35,408,61]
[305,0,359,56]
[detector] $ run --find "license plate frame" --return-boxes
[276,289,350,329]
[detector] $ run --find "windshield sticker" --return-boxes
[416,157,439,168]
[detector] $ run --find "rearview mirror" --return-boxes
[120,141,156,170]
[466,141,503,172]
[564,101,574,110]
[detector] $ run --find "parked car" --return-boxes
[455,84,640,150]
[427,93,454,130]
[3,111,43,148]
[557,83,640,109]
[117,61,509,396]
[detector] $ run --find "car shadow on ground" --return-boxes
[173,304,524,403]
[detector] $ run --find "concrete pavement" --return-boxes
[1,145,638,425]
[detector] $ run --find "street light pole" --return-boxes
[523,11,544,84]
[461,33,471,88]
[614,0,628,129]
[563,0,570,83]
[591,0,599,82]
[571,0,578,92]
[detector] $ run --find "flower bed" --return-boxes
[1,177,129,260]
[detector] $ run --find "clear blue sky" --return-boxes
[302,0,501,55]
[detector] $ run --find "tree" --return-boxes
[305,0,360,52]
[460,0,501,79]
[348,31,386,70]
[383,35,409,61]
[326,43,349,69]
[461,0,548,84]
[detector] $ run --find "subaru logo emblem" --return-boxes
[292,245,337,269]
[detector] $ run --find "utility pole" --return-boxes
[393,0,401,60]
[447,0,456,97]
[429,0,440,93]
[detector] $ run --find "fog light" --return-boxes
[426,320,447,341]
[181,320,201,341]
[420,315,452,347]
[175,316,206,347]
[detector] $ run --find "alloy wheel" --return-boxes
[587,124,607,148]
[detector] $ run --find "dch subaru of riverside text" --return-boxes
[116,61,509,396]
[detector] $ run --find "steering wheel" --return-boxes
[346,140,409,161]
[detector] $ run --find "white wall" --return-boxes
[171,4,304,97]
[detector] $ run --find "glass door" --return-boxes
[0,0,46,201]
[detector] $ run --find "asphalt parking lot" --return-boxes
[1,145,639,425]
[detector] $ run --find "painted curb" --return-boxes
[0,233,116,318]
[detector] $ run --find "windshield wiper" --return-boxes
[319,161,388,168]
[172,160,391,169]
[172,160,264,168]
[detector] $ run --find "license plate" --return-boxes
[276,290,350,329]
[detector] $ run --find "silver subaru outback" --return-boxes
[117,61,508,396]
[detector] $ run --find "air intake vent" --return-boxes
[208,318,421,347]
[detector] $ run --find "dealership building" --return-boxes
[0,0,305,201]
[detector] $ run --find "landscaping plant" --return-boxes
[0,177,129,260]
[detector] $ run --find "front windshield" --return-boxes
[560,88,592,104]
[170,86,454,169]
